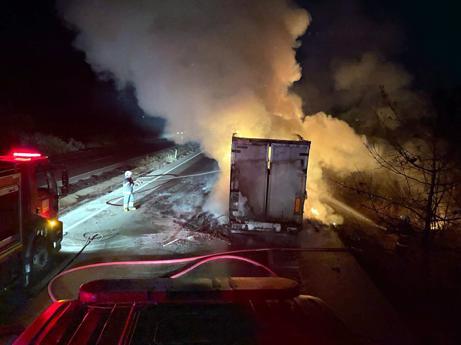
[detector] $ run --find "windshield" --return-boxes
[36,165,58,195]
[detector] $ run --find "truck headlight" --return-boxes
[48,219,58,228]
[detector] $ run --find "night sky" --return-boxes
[299,0,461,88]
[0,0,460,145]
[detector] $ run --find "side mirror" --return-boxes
[61,170,69,196]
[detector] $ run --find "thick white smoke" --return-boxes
[333,53,426,131]
[60,0,376,223]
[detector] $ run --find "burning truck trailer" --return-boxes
[229,136,310,233]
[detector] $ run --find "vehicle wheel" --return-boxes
[25,236,52,286]
[32,238,50,272]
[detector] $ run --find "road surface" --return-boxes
[2,151,415,345]
[49,139,174,184]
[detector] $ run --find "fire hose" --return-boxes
[48,247,348,302]
[105,170,220,206]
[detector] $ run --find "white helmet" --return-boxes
[125,171,133,178]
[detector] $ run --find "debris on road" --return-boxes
[175,212,230,242]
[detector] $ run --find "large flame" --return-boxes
[202,110,375,224]
[60,0,377,224]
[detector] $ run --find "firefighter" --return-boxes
[398,215,413,235]
[395,215,413,253]
[123,170,136,211]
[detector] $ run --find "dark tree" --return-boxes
[343,87,461,245]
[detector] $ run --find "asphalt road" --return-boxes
[49,139,174,183]
[2,152,416,345]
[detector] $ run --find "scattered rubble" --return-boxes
[175,212,230,242]
[139,159,229,245]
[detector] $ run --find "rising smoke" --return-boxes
[59,0,378,224]
[296,0,426,138]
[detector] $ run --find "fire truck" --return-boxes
[0,149,68,288]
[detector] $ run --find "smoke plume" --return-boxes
[295,0,426,137]
[59,0,377,224]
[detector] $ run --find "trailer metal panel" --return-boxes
[229,137,310,232]
[266,142,309,223]
[230,139,269,219]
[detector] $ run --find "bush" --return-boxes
[20,133,85,155]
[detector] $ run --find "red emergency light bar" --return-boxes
[13,151,42,158]
[0,149,47,163]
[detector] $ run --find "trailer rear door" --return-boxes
[230,139,269,219]
[266,142,310,223]
[230,137,310,228]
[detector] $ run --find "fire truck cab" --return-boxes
[0,149,68,288]
[14,276,359,345]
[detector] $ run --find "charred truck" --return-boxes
[229,136,310,232]
[0,149,68,288]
